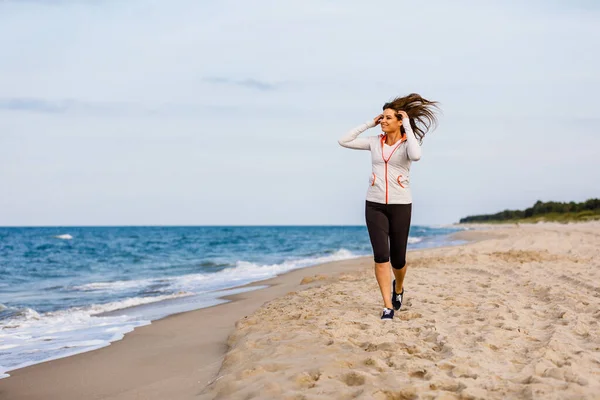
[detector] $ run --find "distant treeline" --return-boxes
[459,199,600,223]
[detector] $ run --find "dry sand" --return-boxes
[205,222,600,399]
[1,222,599,400]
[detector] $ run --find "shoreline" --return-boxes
[0,229,484,400]
[0,257,374,400]
[0,228,469,379]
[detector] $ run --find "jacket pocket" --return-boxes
[369,173,377,187]
[396,174,409,188]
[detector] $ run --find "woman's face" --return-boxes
[380,108,402,134]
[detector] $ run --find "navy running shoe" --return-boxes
[392,279,404,311]
[381,308,394,320]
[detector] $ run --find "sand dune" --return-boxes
[205,222,600,399]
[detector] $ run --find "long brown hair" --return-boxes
[383,93,440,141]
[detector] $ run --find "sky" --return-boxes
[1,0,599,226]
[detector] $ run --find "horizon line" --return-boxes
[0,223,456,228]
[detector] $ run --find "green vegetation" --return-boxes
[459,199,600,224]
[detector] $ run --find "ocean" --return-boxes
[0,225,464,378]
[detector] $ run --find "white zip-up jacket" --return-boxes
[338,118,422,205]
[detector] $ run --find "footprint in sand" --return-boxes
[341,371,366,386]
[350,321,371,330]
[397,311,422,321]
[293,370,321,389]
[410,368,429,379]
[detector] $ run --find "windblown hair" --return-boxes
[383,93,440,141]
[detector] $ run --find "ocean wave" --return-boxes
[407,237,423,244]
[53,292,194,317]
[71,277,169,293]
[0,305,42,323]
[0,292,193,328]
[197,260,231,268]
[54,234,73,240]
[169,248,360,293]
[68,249,362,296]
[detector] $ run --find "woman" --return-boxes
[338,93,439,320]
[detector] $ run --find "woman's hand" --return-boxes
[373,114,383,126]
[397,110,409,121]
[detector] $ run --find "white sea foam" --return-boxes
[69,249,361,297]
[72,278,159,293]
[66,292,194,316]
[407,237,423,244]
[0,292,193,379]
[176,248,359,291]
[54,234,73,240]
[427,223,469,230]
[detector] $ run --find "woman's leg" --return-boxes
[389,203,412,293]
[365,201,393,309]
[374,261,393,310]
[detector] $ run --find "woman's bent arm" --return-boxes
[338,121,375,150]
[403,119,422,161]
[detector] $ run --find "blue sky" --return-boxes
[1,0,599,226]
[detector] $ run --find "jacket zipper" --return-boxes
[384,161,389,204]
[381,135,405,205]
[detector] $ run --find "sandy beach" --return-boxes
[205,222,600,399]
[2,222,600,399]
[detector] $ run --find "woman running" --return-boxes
[338,93,439,320]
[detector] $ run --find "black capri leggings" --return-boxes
[365,201,412,269]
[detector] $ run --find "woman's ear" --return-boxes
[395,113,403,124]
